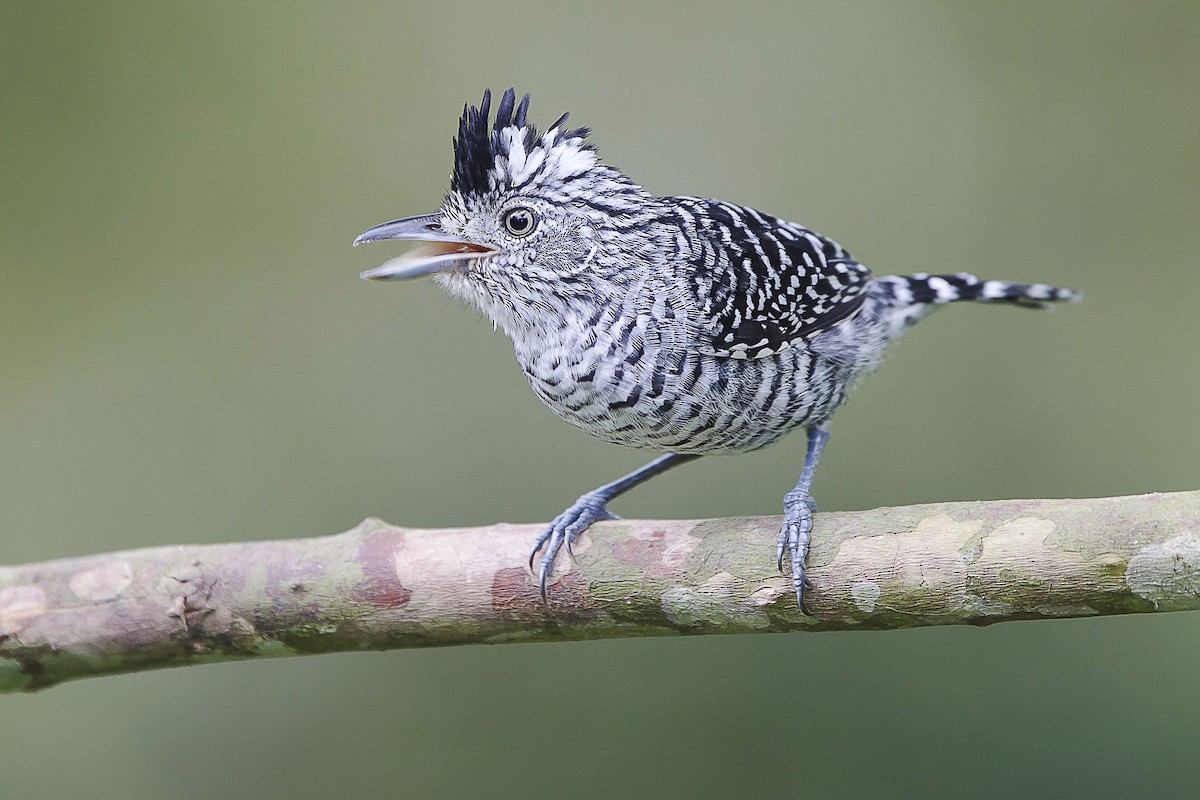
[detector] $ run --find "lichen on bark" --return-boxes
[2,490,1198,693]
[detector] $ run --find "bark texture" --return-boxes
[2,491,1198,692]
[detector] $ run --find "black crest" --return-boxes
[451,88,591,194]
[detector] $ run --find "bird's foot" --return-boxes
[529,491,619,600]
[776,489,817,615]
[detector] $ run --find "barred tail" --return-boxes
[895,272,1083,309]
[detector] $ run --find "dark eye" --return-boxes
[502,207,536,237]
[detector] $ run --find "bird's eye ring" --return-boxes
[502,207,536,237]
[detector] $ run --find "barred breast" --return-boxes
[513,282,900,455]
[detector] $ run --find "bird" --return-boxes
[354,88,1080,613]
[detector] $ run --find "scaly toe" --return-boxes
[780,489,816,613]
[530,493,617,600]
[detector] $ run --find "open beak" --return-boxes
[353,213,496,281]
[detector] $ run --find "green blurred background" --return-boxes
[3,2,1198,797]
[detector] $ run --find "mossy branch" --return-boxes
[2,491,1198,693]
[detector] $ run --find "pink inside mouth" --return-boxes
[407,240,492,258]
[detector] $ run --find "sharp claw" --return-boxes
[536,529,561,602]
[791,555,813,616]
[527,528,552,569]
[791,563,808,615]
[529,492,616,602]
[780,489,817,612]
[775,519,789,573]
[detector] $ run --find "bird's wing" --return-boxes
[673,197,872,359]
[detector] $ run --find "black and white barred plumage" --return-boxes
[675,197,871,359]
[356,89,1080,611]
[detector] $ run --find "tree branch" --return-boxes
[2,491,1197,692]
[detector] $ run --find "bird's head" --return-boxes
[354,89,659,338]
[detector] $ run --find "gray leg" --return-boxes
[776,422,830,615]
[530,453,699,599]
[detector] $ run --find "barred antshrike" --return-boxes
[355,89,1080,612]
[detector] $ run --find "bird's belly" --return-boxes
[519,343,844,455]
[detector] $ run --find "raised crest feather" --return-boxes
[451,88,593,194]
